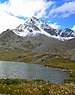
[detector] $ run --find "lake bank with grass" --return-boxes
[0,50,75,83]
[0,50,75,94]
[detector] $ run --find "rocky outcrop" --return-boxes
[32,54,61,62]
[70,54,75,62]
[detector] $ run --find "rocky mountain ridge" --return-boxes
[13,16,75,41]
[0,29,75,53]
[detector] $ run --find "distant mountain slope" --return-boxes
[63,38,75,51]
[0,29,25,50]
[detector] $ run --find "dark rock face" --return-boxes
[60,28,75,37]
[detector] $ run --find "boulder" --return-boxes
[70,54,75,62]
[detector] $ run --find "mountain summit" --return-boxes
[13,16,75,41]
[13,16,57,37]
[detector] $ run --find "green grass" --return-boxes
[0,79,74,95]
[40,58,75,69]
[0,50,37,62]
[64,72,75,83]
[0,79,28,85]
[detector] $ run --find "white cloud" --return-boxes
[0,10,24,33]
[72,25,75,30]
[48,23,60,29]
[0,0,54,33]
[50,1,75,18]
[4,0,54,18]
[63,0,74,1]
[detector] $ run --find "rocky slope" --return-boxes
[0,29,75,53]
[0,29,62,52]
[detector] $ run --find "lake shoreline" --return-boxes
[0,60,74,84]
[0,61,69,84]
[0,50,75,83]
[0,51,75,94]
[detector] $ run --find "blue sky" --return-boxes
[0,0,75,33]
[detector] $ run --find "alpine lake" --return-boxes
[0,61,69,84]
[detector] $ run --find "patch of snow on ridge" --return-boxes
[62,37,75,40]
[13,29,29,36]
[13,28,74,41]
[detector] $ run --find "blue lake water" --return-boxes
[0,61,69,83]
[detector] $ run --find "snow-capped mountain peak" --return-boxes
[13,16,75,41]
[17,16,52,31]
[13,16,57,38]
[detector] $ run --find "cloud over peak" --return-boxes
[4,0,54,18]
[48,23,60,29]
[72,25,75,31]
